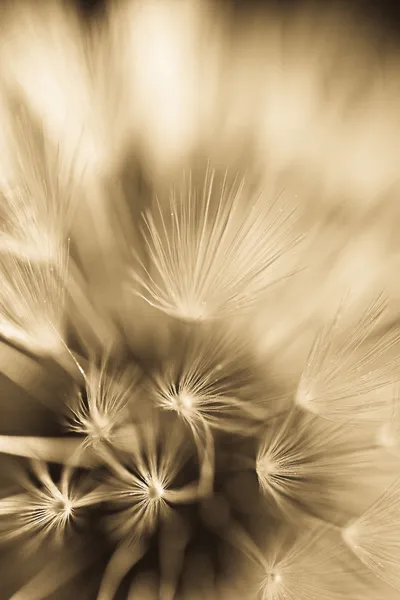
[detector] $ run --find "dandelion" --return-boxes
[1,2,400,599]
[132,167,302,321]
[342,477,400,592]
[295,294,400,421]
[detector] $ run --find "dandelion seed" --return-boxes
[0,250,68,356]
[102,417,193,543]
[0,460,102,551]
[295,294,400,421]
[97,419,196,600]
[151,325,270,433]
[259,525,350,600]
[342,477,400,591]
[256,409,388,524]
[151,325,272,496]
[0,98,77,264]
[65,352,141,453]
[132,166,302,321]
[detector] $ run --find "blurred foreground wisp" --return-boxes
[1,0,400,598]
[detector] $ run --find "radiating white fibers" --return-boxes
[256,409,398,525]
[342,478,400,592]
[65,350,141,453]
[295,293,400,421]
[0,250,68,356]
[0,460,102,551]
[258,522,371,600]
[132,166,303,321]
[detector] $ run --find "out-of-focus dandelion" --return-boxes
[295,294,400,421]
[111,0,203,177]
[342,477,400,592]
[0,0,100,176]
[132,167,302,321]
